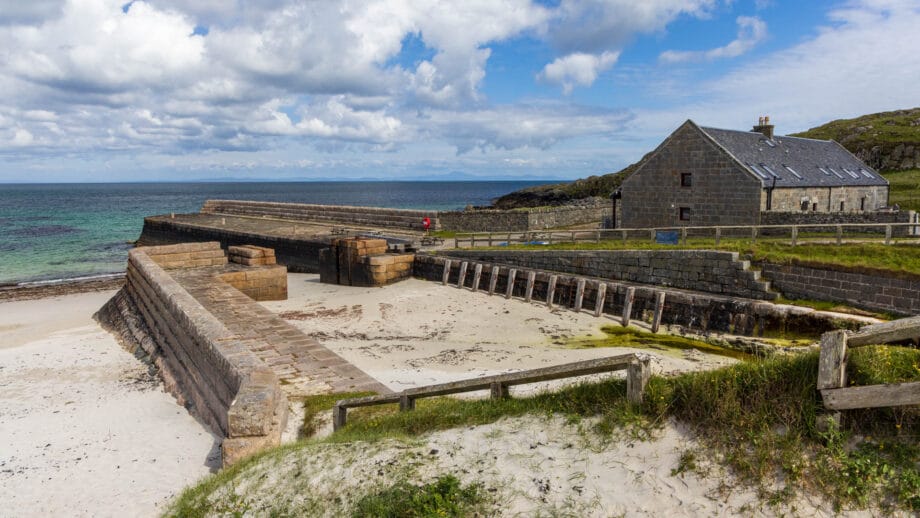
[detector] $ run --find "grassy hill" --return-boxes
[792,108,920,172]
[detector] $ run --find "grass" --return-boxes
[884,168,920,212]
[351,474,489,518]
[169,346,920,515]
[495,239,920,278]
[300,391,375,438]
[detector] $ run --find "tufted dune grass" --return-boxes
[167,346,920,516]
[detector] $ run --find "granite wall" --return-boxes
[439,249,776,300]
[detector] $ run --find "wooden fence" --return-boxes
[333,353,650,431]
[453,222,920,249]
[818,316,920,417]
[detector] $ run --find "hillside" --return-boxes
[792,107,920,171]
[490,154,646,209]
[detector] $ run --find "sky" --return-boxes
[0,0,918,182]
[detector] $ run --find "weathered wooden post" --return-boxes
[751,226,757,244]
[885,225,892,245]
[471,263,483,292]
[627,358,651,404]
[622,287,635,327]
[593,282,607,317]
[622,229,627,243]
[457,262,468,289]
[791,225,798,247]
[817,330,848,429]
[546,275,558,309]
[505,269,517,299]
[595,230,600,243]
[571,230,576,243]
[651,291,666,333]
[573,278,586,312]
[524,271,536,302]
[681,228,687,245]
[488,266,500,295]
[649,228,655,241]
[836,225,843,245]
[490,382,507,399]
[332,404,347,430]
[399,394,415,411]
[441,259,452,285]
[714,227,721,245]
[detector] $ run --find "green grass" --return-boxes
[169,346,920,515]
[351,475,489,518]
[884,169,920,212]
[495,239,920,278]
[300,392,375,438]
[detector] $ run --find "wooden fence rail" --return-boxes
[453,222,920,249]
[333,353,650,431]
[818,316,920,415]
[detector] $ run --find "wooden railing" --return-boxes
[818,316,920,417]
[453,222,920,249]
[332,353,650,431]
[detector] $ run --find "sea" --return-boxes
[0,181,546,285]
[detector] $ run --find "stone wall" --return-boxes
[412,255,846,338]
[760,210,917,236]
[760,262,920,316]
[138,217,328,273]
[437,202,607,232]
[202,199,439,231]
[620,121,764,228]
[319,238,414,287]
[97,242,287,466]
[440,249,776,300]
[765,185,888,213]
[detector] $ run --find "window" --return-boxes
[860,197,866,211]
[827,167,844,179]
[760,163,780,178]
[681,173,692,187]
[818,167,831,176]
[860,168,875,179]
[783,165,803,180]
[840,201,845,211]
[747,163,769,179]
[812,202,818,212]
[679,207,691,221]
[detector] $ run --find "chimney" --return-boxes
[752,115,775,140]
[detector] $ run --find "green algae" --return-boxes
[565,325,755,361]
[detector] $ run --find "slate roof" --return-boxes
[697,124,888,188]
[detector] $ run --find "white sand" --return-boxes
[0,291,217,518]
[262,274,737,394]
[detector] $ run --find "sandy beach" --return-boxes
[0,290,217,518]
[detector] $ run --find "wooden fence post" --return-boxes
[885,225,892,245]
[652,291,666,333]
[505,269,517,299]
[332,405,347,431]
[471,263,483,292]
[399,394,415,411]
[594,282,607,317]
[751,226,757,244]
[714,227,721,245]
[622,287,635,327]
[457,262,468,289]
[488,266,500,295]
[817,330,848,429]
[681,227,687,245]
[791,225,798,247]
[836,225,843,245]
[546,275,558,309]
[490,382,507,399]
[441,260,452,285]
[524,271,536,302]
[627,358,650,404]
[574,278,586,312]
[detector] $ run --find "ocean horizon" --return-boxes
[0,180,547,285]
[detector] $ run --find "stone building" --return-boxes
[618,118,890,228]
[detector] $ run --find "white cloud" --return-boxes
[659,16,767,63]
[539,51,619,94]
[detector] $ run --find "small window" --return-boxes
[860,197,866,211]
[760,163,780,178]
[747,163,769,179]
[783,164,803,180]
[801,200,809,211]
[812,202,818,212]
[679,207,691,221]
[828,167,844,179]
[681,173,692,187]
[860,168,875,179]
[839,201,845,211]
[818,167,831,176]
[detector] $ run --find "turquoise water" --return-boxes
[0,181,543,284]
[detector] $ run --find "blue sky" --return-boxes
[0,0,918,182]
